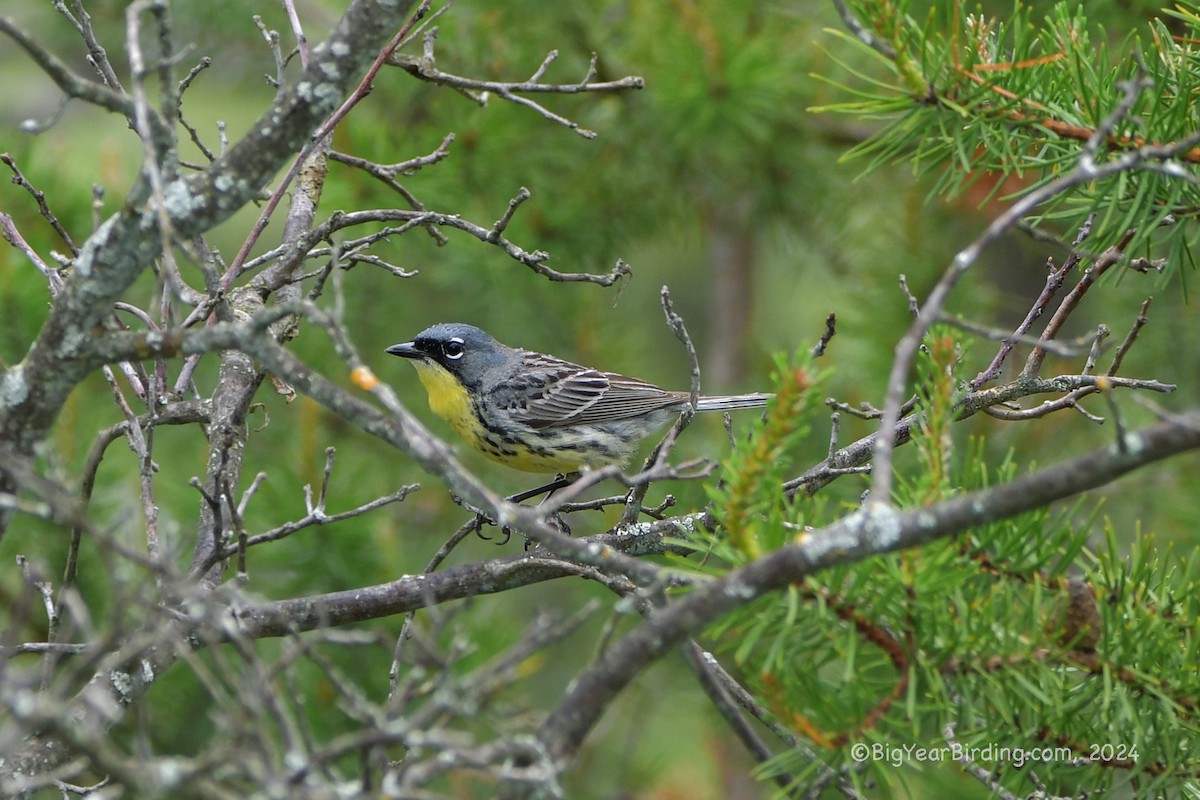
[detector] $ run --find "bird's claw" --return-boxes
[456,475,576,547]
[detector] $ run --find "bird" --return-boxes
[386,322,772,475]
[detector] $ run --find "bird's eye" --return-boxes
[443,338,465,360]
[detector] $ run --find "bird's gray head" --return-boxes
[386,323,514,390]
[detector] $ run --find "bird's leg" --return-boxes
[449,475,580,548]
[504,473,578,551]
[506,472,578,504]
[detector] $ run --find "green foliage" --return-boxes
[815,0,1200,264]
[705,353,824,561]
[691,332,1200,797]
[909,326,966,504]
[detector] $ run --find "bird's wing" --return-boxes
[502,351,686,429]
[570,372,689,425]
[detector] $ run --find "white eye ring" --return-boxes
[443,337,465,360]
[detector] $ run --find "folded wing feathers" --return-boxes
[509,349,771,429]
[693,393,773,412]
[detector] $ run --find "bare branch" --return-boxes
[1,153,78,255]
[0,14,137,120]
[237,523,687,639]
[212,484,418,563]
[0,212,65,295]
[56,0,125,92]
[788,370,1174,497]
[0,0,428,490]
[389,31,644,138]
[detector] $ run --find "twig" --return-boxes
[329,133,455,244]
[252,14,287,91]
[389,34,644,139]
[2,642,91,656]
[945,314,1099,360]
[100,365,160,559]
[331,132,455,177]
[619,286,700,525]
[176,57,216,162]
[0,15,139,122]
[811,312,837,358]
[59,0,125,91]
[487,187,531,242]
[826,395,918,420]
[1107,297,1152,377]
[560,493,674,520]
[300,207,633,284]
[213,485,418,562]
[830,0,896,59]
[281,0,309,66]
[1023,230,1136,380]
[790,364,1173,496]
[971,218,1094,389]
[1,154,78,255]
[682,642,801,797]
[827,412,841,459]
[1081,325,1110,375]
[389,515,496,699]
[942,722,1025,800]
[898,274,920,317]
[0,213,65,295]
[1097,378,1130,452]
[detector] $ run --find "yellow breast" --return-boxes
[409,360,486,444]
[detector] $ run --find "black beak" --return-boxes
[386,341,422,359]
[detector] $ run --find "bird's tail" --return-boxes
[694,393,773,413]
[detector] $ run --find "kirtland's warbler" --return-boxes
[387,322,772,474]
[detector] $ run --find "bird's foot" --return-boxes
[452,473,579,547]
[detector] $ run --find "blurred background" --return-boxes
[1,1,1196,796]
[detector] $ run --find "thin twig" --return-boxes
[1,154,78,255]
[811,312,837,358]
[618,286,700,526]
[830,0,896,58]
[389,36,644,139]
[1107,297,1152,377]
